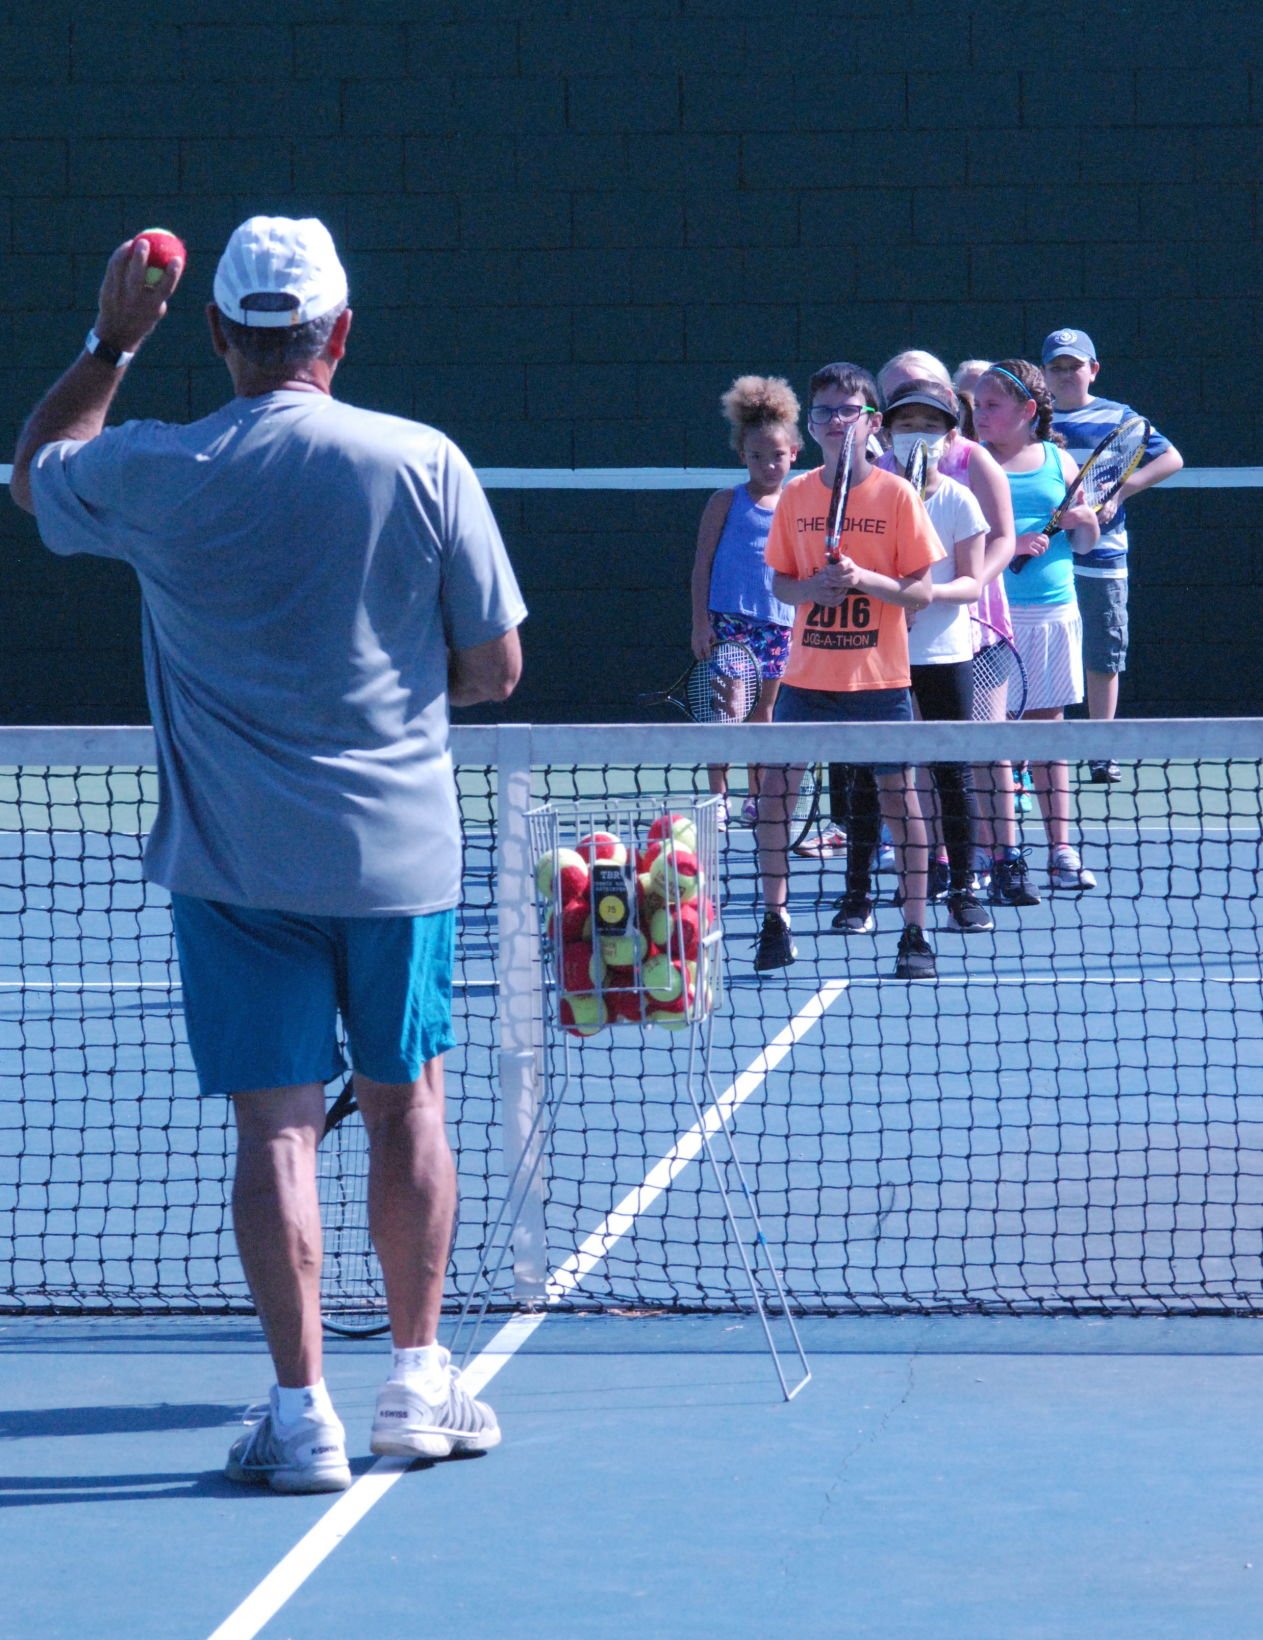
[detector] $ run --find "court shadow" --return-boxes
[0,1403,241,1439]
[0,1455,385,1507]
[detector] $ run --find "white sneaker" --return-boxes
[1049,845,1096,891]
[225,1395,351,1494]
[371,1348,502,1460]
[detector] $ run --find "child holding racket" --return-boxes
[876,351,1035,907]
[974,359,1099,892]
[754,362,943,980]
[690,375,800,823]
[1042,328,1184,782]
[840,377,992,935]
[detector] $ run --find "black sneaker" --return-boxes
[988,850,1041,907]
[1088,758,1122,784]
[831,892,876,933]
[945,890,994,932]
[894,923,936,980]
[928,858,951,902]
[754,910,796,972]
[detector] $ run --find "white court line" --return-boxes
[801,969,1262,991]
[205,979,848,1640]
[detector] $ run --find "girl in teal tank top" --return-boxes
[974,360,1099,894]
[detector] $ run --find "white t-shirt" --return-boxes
[30,391,527,916]
[908,474,988,666]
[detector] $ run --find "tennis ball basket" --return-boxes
[528,796,724,1035]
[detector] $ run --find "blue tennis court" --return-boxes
[2,720,1262,1637]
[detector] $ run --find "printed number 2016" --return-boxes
[806,597,871,630]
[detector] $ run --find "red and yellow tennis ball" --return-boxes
[600,926,647,969]
[648,845,701,903]
[649,899,701,962]
[641,955,697,1005]
[547,900,589,943]
[604,986,646,1025]
[647,813,698,854]
[574,830,628,867]
[560,992,606,1036]
[136,227,186,285]
[560,940,603,994]
[535,847,588,904]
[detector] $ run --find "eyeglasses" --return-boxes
[807,403,877,427]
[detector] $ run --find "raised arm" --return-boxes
[10,238,182,513]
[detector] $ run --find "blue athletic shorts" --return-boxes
[773,683,913,775]
[170,895,457,1097]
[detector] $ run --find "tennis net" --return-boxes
[2,719,1260,1318]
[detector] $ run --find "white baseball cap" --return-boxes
[213,216,348,328]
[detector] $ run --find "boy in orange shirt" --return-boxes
[755,361,944,979]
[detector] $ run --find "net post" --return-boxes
[494,722,547,1299]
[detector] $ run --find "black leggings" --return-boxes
[828,660,978,895]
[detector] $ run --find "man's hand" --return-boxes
[94,235,184,356]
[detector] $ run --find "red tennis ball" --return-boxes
[561,940,603,994]
[547,900,589,943]
[605,987,647,1025]
[574,830,628,867]
[647,813,697,852]
[136,227,186,285]
[649,900,701,962]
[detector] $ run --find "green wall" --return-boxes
[2,1,1260,721]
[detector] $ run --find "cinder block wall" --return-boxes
[2,2,1259,721]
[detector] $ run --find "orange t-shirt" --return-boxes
[764,464,944,691]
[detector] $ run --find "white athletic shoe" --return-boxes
[1049,845,1096,892]
[370,1348,502,1460]
[225,1396,351,1494]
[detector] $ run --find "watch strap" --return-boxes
[84,328,135,370]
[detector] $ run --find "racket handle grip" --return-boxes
[1010,553,1030,575]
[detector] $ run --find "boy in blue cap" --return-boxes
[1041,329,1183,781]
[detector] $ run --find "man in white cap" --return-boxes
[11,218,526,1492]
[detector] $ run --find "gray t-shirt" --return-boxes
[30,390,526,916]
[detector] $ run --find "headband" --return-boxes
[986,365,1034,400]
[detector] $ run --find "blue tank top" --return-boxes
[707,486,793,626]
[1003,441,1076,608]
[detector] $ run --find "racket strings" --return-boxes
[687,642,761,723]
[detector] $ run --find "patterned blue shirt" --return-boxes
[1051,395,1172,578]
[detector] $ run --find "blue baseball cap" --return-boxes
[1041,328,1097,364]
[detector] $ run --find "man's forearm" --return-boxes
[10,351,126,513]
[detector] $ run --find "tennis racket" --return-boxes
[970,616,1028,721]
[823,425,856,564]
[787,762,822,852]
[1011,415,1150,574]
[903,438,929,499]
[636,640,761,723]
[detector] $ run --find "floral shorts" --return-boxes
[710,612,792,682]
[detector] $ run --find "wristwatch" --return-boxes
[84,327,135,370]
